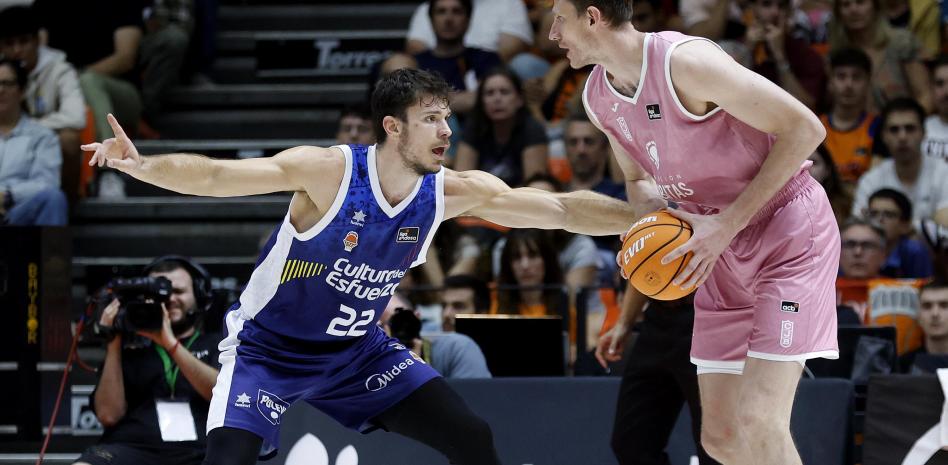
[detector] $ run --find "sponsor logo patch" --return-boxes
[396,227,419,243]
[646,103,662,120]
[350,210,366,227]
[257,390,289,425]
[234,392,251,408]
[365,357,416,392]
[780,300,800,313]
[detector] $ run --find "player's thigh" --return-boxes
[374,377,486,435]
[204,426,264,465]
[738,357,802,427]
[697,372,745,433]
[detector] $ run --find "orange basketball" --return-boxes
[620,211,695,301]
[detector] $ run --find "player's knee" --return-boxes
[738,408,790,440]
[700,420,742,461]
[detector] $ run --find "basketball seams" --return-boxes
[628,223,685,278]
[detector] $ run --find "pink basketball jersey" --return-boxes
[583,31,808,215]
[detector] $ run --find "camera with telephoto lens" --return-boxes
[388,307,422,348]
[93,276,173,336]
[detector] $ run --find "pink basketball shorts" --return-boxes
[691,173,840,375]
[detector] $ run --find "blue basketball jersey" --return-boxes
[230,144,444,347]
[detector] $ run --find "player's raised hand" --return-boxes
[660,209,737,291]
[81,114,143,172]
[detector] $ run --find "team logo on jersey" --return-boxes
[343,231,359,252]
[780,300,800,313]
[779,320,794,348]
[646,141,660,169]
[350,210,367,227]
[234,392,251,408]
[257,390,289,425]
[616,116,634,142]
[364,357,416,392]
[396,227,419,243]
[646,104,662,120]
[611,102,619,113]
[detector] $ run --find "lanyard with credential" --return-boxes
[155,332,200,399]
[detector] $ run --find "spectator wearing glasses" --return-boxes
[866,188,934,278]
[836,217,927,351]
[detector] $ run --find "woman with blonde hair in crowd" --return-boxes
[828,0,931,112]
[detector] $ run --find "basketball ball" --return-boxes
[620,210,695,301]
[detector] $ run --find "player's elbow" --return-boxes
[796,112,826,147]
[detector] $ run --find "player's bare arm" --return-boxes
[83,114,345,200]
[443,169,637,235]
[660,40,826,289]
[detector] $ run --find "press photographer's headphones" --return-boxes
[143,255,213,313]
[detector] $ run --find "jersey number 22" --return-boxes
[326,304,376,337]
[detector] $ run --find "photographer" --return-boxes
[380,292,491,379]
[76,257,220,465]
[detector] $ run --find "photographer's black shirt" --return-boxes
[91,331,222,450]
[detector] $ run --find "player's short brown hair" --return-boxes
[565,0,634,28]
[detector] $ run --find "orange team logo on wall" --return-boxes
[344,231,359,252]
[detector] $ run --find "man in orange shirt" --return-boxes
[836,218,926,353]
[820,48,879,191]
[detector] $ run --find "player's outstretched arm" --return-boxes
[443,169,637,236]
[82,113,326,197]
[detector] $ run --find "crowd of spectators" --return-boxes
[5,0,946,375]
[380,0,948,375]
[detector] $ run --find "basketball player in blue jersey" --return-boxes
[83,69,640,465]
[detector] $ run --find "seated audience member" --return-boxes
[563,113,624,200]
[836,218,926,353]
[441,274,491,332]
[405,0,532,62]
[0,59,66,226]
[681,0,746,41]
[139,0,194,125]
[520,11,591,129]
[743,0,826,109]
[808,144,852,224]
[883,0,939,60]
[0,5,85,202]
[75,257,221,465]
[335,104,375,146]
[900,280,948,373]
[379,292,491,378]
[852,98,948,227]
[493,228,566,317]
[922,55,948,162]
[820,48,879,187]
[827,0,931,112]
[866,188,934,278]
[413,0,502,114]
[34,0,143,138]
[455,67,549,186]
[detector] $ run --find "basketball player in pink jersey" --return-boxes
[549,1,840,464]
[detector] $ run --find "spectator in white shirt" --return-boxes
[853,97,948,227]
[923,54,948,162]
[404,0,533,62]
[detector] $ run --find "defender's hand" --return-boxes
[661,209,738,291]
[82,114,143,172]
